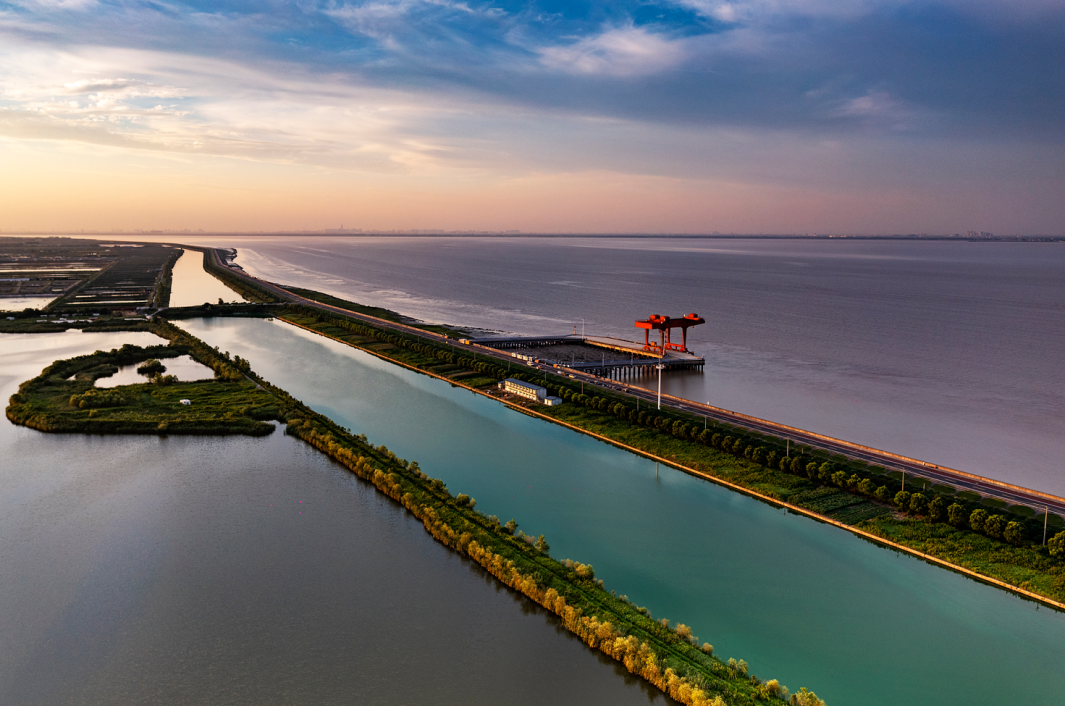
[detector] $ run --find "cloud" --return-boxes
[537,26,687,76]
[326,0,480,40]
[826,90,927,130]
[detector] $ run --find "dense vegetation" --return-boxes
[0,312,154,334]
[274,298,1065,606]
[6,339,279,436]
[151,248,182,308]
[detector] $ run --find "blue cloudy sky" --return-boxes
[1,0,1063,232]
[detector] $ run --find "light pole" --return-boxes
[1045,506,1050,545]
[657,362,663,410]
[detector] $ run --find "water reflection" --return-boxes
[168,249,246,307]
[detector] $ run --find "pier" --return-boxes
[467,333,705,379]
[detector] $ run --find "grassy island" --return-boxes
[6,339,281,436]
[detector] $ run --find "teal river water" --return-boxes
[0,330,668,705]
[3,318,1064,704]
[180,316,1065,706]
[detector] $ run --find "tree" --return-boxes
[1049,531,1065,558]
[790,457,803,474]
[818,462,834,482]
[894,490,911,511]
[985,514,1006,539]
[780,456,791,472]
[908,492,928,516]
[792,687,826,706]
[875,485,891,502]
[929,496,947,522]
[1004,521,1026,546]
[858,478,876,496]
[751,447,766,465]
[831,470,848,488]
[969,509,988,533]
[947,503,967,527]
[711,433,723,448]
[766,450,779,468]
[846,474,860,490]
[805,462,819,479]
[503,519,518,535]
[534,534,550,554]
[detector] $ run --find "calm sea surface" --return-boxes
[206,236,1064,496]
[0,331,668,706]
[178,316,1065,706]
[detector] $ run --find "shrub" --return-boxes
[969,509,988,533]
[69,389,127,409]
[1049,531,1065,558]
[792,687,826,706]
[985,514,1006,539]
[1004,521,1026,546]
[137,359,166,375]
[152,373,178,386]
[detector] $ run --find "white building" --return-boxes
[503,378,547,402]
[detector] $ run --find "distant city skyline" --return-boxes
[1,1,1063,234]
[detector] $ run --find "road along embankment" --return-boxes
[195,244,1065,519]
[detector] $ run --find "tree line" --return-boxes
[543,380,1065,556]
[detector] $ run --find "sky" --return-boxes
[0,0,1063,234]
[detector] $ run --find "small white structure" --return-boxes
[543,396,563,406]
[503,378,547,402]
[179,399,192,405]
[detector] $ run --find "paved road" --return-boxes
[202,247,1065,523]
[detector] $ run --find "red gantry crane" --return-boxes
[635,313,705,354]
